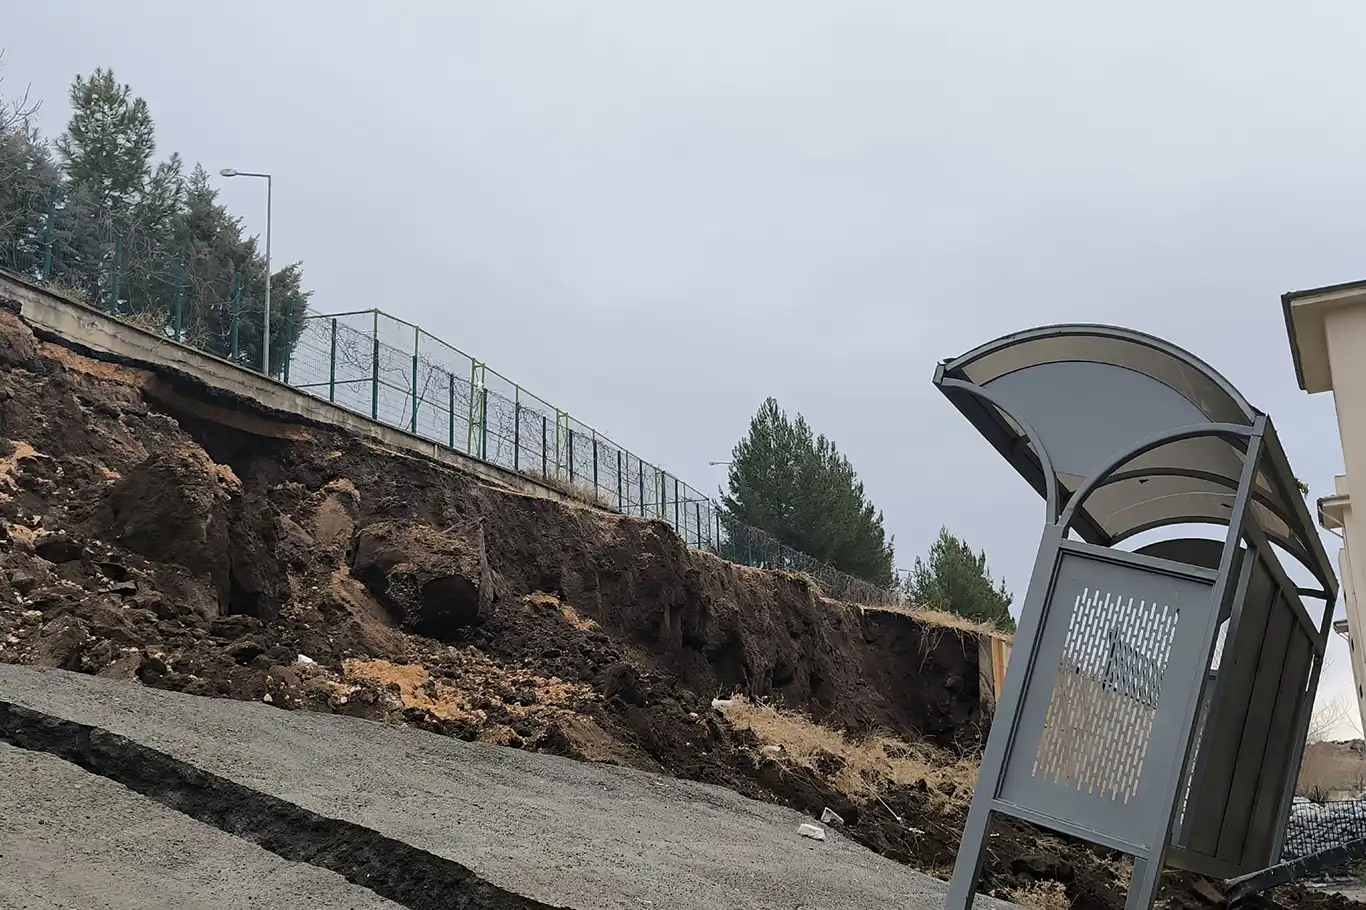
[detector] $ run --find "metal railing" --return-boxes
[0,170,903,606]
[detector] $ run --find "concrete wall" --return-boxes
[1285,284,1366,738]
[0,270,581,508]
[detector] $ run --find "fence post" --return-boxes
[283,297,295,384]
[480,386,488,459]
[448,371,456,449]
[328,318,337,401]
[173,245,186,343]
[107,233,123,315]
[638,462,645,517]
[513,400,521,471]
[554,411,565,481]
[229,271,241,362]
[695,502,702,548]
[541,415,548,477]
[674,476,680,532]
[410,327,419,433]
[568,428,575,483]
[370,310,380,420]
[617,450,623,510]
[466,361,486,456]
[40,185,56,281]
[592,435,599,498]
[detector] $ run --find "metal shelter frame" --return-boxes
[935,325,1337,910]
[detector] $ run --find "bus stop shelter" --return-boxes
[934,325,1338,910]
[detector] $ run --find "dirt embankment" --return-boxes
[0,299,1350,910]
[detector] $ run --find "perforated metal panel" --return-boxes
[999,548,1216,847]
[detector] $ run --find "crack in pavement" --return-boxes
[0,701,561,910]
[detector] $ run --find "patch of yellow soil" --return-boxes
[526,593,601,632]
[0,441,39,495]
[342,656,596,727]
[39,343,155,387]
[311,481,359,548]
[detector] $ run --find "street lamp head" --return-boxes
[219,168,239,177]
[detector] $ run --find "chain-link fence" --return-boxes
[1,172,304,376]
[289,310,902,605]
[1,171,903,607]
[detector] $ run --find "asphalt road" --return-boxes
[0,740,402,910]
[0,665,1013,910]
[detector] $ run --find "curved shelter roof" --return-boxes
[934,324,1335,592]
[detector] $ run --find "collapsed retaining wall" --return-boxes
[0,282,1004,748]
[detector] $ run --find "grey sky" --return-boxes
[7,2,1365,733]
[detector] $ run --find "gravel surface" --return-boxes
[0,740,402,910]
[0,665,1013,910]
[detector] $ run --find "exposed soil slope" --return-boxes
[0,298,1351,910]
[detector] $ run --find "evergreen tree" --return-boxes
[56,69,155,217]
[0,112,59,275]
[907,527,1015,632]
[724,398,895,587]
[170,165,309,369]
[23,67,312,373]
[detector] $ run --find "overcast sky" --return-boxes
[8,1,1366,735]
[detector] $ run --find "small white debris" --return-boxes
[710,698,735,711]
[797,823,826,841]
[296,654,317,665]
[760,745,783,757]
[820,807,845,827]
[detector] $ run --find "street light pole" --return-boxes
[219,168,273,375]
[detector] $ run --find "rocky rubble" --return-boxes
[1285,798,1366,861]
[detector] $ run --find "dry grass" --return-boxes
[1008,880,1071,910]
[716,695,979,808]
[853,601,1014,642]
[522,470,622,512]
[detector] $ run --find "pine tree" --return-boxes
[41,69,311,372]
[0,109,59,276]
[906,527,1015,632]
[161,165,309,369]
[56,69,154,216]
[724,398,895,587]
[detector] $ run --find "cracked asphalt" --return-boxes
[0,665,1014,909]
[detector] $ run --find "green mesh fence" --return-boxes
[289,310,901,606]
[0,173,902,606]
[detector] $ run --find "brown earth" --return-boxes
[0,299,1353,910]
